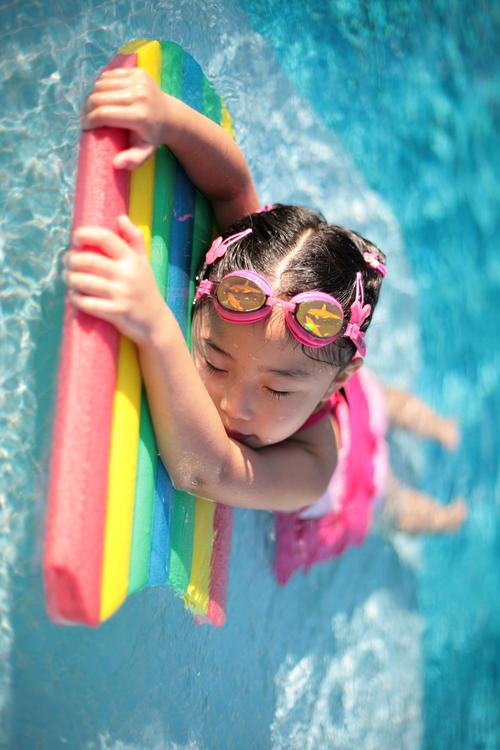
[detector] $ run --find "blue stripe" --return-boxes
[167,55,202,333]
[182,53,203,113]
[148,459,173,585]
[167,165,195,334]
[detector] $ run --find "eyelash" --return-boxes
[266,388,290,400]
[204,361,224,375]
[204,359,290,400]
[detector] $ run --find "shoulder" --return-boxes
[289,410,339,489]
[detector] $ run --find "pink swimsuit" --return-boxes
[274,368,389,584]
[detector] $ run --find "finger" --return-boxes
[69,290,122,321]
[72,227,131,259]
[82,104,139,131]
[63,269,116,298]
[93,75,134,92]
[116,214,147,255]
[113,142,155,170]
[87,90,134,111]
[89,69,143,99]
[64,250,117,278]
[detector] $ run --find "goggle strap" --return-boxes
[356,272,364,307]
[204,228,253,266]
[193,279,215,301]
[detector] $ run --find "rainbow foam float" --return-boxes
[44,40,233,627]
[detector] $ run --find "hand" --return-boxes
[81,67,170,170]
[63,215,165,345]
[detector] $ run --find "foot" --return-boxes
[392,495,468,535]
[428,497,467,533]
[437,418,460,452]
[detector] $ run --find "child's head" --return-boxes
[191,204,386,446]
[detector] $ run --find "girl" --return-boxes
[64,67,466,582]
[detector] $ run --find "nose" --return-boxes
[219,379,254,422]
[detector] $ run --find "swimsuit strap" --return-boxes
[300,389,347,431]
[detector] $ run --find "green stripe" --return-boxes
[167,490,196,593]
[162,41,183,97]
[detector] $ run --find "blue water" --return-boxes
[1,1,498,748]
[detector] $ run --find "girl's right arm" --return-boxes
[83,67,260,229]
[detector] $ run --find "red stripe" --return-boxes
[206,504,233,627]
[44,54,137,625]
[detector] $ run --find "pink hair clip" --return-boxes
[344,272,372,357]
[204,228,253,266]
[255,204,274,214]
[363,251,386,277]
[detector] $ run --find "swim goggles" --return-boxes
[194,229,373,354]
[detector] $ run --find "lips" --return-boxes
[226,429,258,446]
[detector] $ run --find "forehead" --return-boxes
[194,306,330,376]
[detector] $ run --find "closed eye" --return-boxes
[204,360,226,374]
[265,387,290,400]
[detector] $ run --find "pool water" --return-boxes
[1,1,499,748]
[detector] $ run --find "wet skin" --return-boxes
[191,305,341,449]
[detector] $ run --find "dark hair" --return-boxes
[195,204,386,367]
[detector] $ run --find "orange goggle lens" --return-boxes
[217,275,267,313]
[295,300,344,339]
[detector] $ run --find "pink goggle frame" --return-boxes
[195,270,347,348]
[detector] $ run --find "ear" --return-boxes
[321,356,364,400]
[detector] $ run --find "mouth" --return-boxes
[226,429,259,447]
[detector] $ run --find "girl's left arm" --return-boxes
[83,67,260,229]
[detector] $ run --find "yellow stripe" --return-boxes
[119,40,149,55]
[183,498,216,615]
[100,40,161,621]
[221,103,235,139]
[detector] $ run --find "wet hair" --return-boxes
[195,204,386,368]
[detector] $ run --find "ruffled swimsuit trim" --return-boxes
[274,368,389,585]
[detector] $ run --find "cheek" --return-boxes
[259,399,306,438]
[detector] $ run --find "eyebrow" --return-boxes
[265,367,313,379]
[204,339,313,379]
[206,340,233,358]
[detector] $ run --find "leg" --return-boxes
[383,472,467,535]
[383,386,460,450]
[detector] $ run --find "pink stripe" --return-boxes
[44,54,136,626]
[206,504,233,627]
